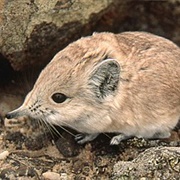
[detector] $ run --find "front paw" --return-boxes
[74,134,85,144]
[75,133,99,144]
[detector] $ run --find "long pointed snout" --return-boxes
[5,106,26,119]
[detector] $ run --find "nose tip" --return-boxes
[5,112,14,119]
[5,109,20,119]
[5,107,25,119]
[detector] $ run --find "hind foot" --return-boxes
[75,133,99,144]
[110,134,131,145]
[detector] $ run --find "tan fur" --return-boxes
[6,32,180,144]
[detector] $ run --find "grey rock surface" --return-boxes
[113,147,180,179]
[1,0,180,71]
[0,0,126,70]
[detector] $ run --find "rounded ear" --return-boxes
[89,59,120,99]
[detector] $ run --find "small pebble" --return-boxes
[55,132,81,157]
[42,171,61,180]
[0,150,9,160]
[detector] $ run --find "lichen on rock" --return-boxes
[113,147,180,179]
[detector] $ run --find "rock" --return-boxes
[0,54,14,84]
[3,0,180,72]
[17,166,36,177]
[0,150,9,160]
[0,93,23,117]
[42,171,61,180]
[0,168,16,180]
[112,147,180,179]
[117,0,180,46]
[55,132,81,157]
[5,131,26,150]
[0,0,126,71]
[25,133,49,151]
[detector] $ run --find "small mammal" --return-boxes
[6,32,180,145]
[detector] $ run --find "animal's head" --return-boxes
[6,33,121,133]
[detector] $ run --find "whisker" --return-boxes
[56,125,75,137]
[40,118,55,138]
[58,121,80,134]
[43,115,76,137]
[103,133,111,139]
[48,114,101,137]
[46,121,64,138]
[37,119,51,140]
[39,119,52,137]
[47,113,81,135]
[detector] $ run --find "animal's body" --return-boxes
[6,32,180,145]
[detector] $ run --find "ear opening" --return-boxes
[89,59,120,99]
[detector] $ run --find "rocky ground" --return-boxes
[0,78,179,180]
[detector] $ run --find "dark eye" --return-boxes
[51,93,67,103]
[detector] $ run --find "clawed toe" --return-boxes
[74,133,99,144]
[110,137,120,145]
[75,134,84,141]
[110,134,130,145]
